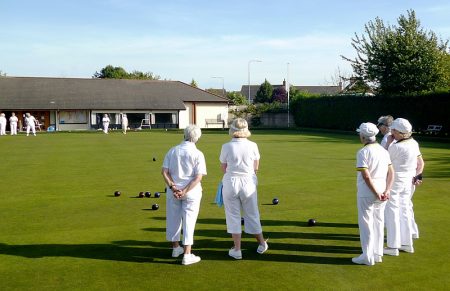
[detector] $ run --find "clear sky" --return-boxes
[1,0,449,91]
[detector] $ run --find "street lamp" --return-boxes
[211,76,225,96]
[248,59,262,103]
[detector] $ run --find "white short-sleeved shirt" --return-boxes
[9,116,18,123]
[0,116,6,125]
[220,138,260,176]
[381,132,392,149]
[356,143,392,197]
[162,141,207,189]
[25,116,36,126]
[388,138,421,179]
[102,117,110,123]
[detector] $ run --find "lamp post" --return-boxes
[248,59,262,103]
[286,62,290,128]
[211,76,225,96]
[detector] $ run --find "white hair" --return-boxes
[184,125,202,143]
[361,135,376,143]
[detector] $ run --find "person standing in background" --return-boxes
[121,113,128,134]
[9,112,18,135]
[0,113,7,135]
[102,114,110,134]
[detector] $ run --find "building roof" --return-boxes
[241,83,342,101]
[0,77,228,110]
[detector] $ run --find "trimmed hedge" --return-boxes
[291,92,450,134]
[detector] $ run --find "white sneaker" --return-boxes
[399,245,414,253]
[228,248,242,260]
[383,247,399,256]
[351,255,374,266]
[374,255,383,263]
[257,240,269,254]
[171,246,184,258]
[182,253,201,265]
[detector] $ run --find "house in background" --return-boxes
[241,80,343,103]
[0,77,229,131]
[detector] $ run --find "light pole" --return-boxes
[286,62,290,128]
[211,76,225,96]
[248,59,262,103]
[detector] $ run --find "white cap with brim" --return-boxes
[391,118,412,134]
[356,122,379,137]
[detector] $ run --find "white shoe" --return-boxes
[182,253,201,265]
[351,255,374,266]
[172,246,184,258]
[257,240,269,254]
[383,247,399,256]
[412,234,419,239]
[399,245,414,253]
[228,248,242,260]
[374,255,383,263]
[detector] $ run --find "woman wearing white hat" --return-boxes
[353,122,394,265]
[384,118,424,256]
[162,125,206,265]
[219,118,268,260]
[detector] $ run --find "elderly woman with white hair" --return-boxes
[25,113,37,136]
[0,113,6,135]
[162,125,207,265]
[219,118,268,260]
[377,115,394,149]
[102,114,110,134]
[384,118,424,256]
[353,122,394,266]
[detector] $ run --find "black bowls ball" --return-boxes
[152,204,159,210]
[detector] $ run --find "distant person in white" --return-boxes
[25,113,37,136]
[102,114,110,134]
[377,115,394,149]
[219,118,268,260]
[0,113,7,135]
[384,118,424,256]
[121,113,128,134]
[353,122,394,266]
[162,125,206,265]
[9,112,18,135]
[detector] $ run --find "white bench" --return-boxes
[205,118,225,129]
[425,124,442,134]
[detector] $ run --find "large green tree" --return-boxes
[254,79,273,103]
[93,65,161,80]
[227,91,248,105]
[342,10,449,95]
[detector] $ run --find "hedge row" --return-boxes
[290,92,450,134]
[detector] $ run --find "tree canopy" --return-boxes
[342,10,449,95]
[254,79,273,103]
[227,91,248,105]
[93,65,161,80]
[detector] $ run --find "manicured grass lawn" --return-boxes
[0,129,449,290]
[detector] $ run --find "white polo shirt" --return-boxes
[162,141,207,189]
[220,138,260,176]
[356,143,392,198]
[388,138,421,179]
[381,132,392,149]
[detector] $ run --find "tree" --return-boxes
[93,65,161,80]
[227,91,248,105]
[342,10,449,95]
[254,79,273,103]
[190,79,198,88]
[272,86,287,103]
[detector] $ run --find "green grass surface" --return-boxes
[0,130,449,290]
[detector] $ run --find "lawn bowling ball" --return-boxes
[308,218,316,226]
[154,192,161,198]
[241,217,244,225]
[272,198,279,205]
[145,191,151,198]
[152,204,159,210]
[114,191,121,197]
[153,157,156,162]
[138,192,145,198]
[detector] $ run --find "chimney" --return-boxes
[282,79,286,87]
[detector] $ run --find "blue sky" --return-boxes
[1,0,449,91]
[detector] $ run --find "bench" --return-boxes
[205,118,225,129]
[425,124,442,134]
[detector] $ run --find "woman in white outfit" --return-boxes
[219,118,268,260]
[102,114,110,134]
[9,112,18,135]
[162,125,207,265]
[384,118,424,256]
[353,122,394,266]
[377,115,394,149]
[121,113,128,134]
[25,113,36,136]
[0,113,6,135]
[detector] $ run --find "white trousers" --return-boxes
[26,124,36,135]
[166,187,202,246]
[357,196,386,264]
[410,185,419,238]
[0,124,6,135]
[10,123,17,135]
[103,122,109,133]
[222,174,262,234]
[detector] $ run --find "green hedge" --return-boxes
[291,92,450,134]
